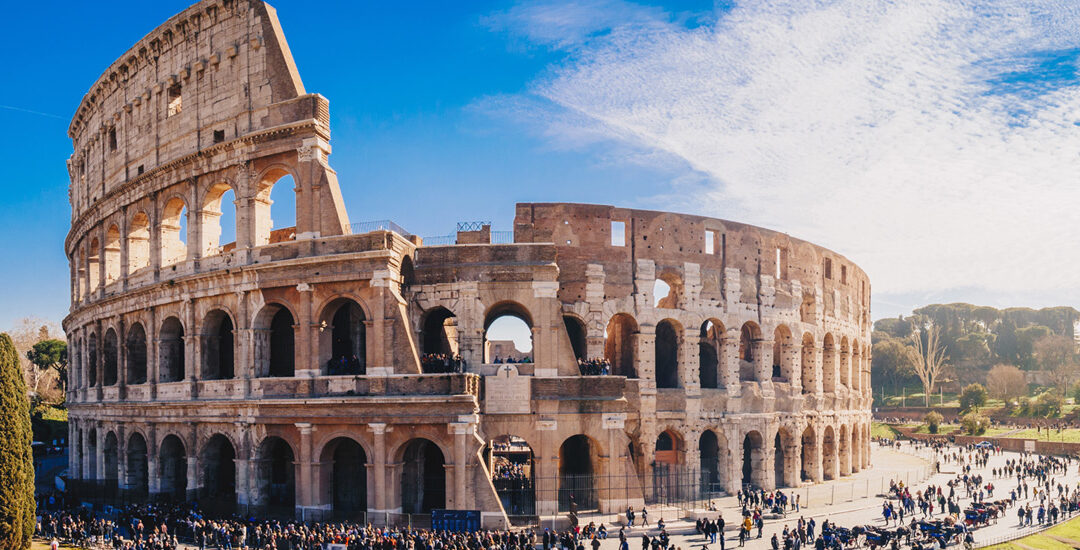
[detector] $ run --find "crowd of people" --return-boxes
[576,358,612,376]
[34,432,1080,550]
[420,353,465,373]
[492,463,530,482]
[492,355,533,364]
[325,355,364,376]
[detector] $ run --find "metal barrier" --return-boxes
[346,220,413,236]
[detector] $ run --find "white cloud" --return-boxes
[483,0,1080,301]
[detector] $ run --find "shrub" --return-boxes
[1033,391,1065,417]
[924,411,944,434]
[960,383,988,412]
[961,411,990,435]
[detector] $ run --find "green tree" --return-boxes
[1015,325,1053,369]
[961,411,989,435]
[0,333,35,549]
[871,337,917,394]
[959,383,988,412]
[26,339,67,392]
[924,411,944,434]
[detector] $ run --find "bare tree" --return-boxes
[985,364,1027,402]
[1035,334,1078,396]
[910,324,949,407]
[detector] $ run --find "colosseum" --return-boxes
[63,0,873,528]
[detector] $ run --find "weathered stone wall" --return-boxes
[64,0,873,527]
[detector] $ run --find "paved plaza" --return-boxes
[571,443,1080,549]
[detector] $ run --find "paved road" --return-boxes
[574,443,1080,549]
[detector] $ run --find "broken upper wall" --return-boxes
[66,0,309,219]
[513,202,871,328]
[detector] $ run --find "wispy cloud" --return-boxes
[480,0,1080,301]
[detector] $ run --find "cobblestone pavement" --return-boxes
[571,443,1080,549]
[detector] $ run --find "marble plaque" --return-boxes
[485,365,531,414]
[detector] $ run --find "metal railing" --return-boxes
[457,221,491,231]
[491,231,514,244]
[346,220,412,237]
[421,234,457,246]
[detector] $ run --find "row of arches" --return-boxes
[71,298,367,389]
[593,314,867,393]
[73,427,446,517]
[74,170,297,303]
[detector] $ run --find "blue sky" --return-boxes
[3,0,1080,333]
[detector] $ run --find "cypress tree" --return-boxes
[0,333,35,550]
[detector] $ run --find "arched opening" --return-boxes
[774,432,785,488]
[698,321,723,389]
[104,224,121,285]
[160,197,189,267]
[87,238,101,292]
[851,340,862,392]
[126,433,149,501]
[103,329,118,386]
[158,435,187,501]
[698,430,727,495]
[801,426,816,483]
[652,271,683,309]
[320,299,366,375]
[773,325,794,382]
[851,423,861,473]
[254,170,298,246]
[563,315,587,362]
[256,437,295,516]
[489,435,535,517]
[822,426,837,480]
[125,323,147,384]
[88,335,98,387]
[201,434,237,515]
[654,319,680,388]
[822,334,837,392]
[738,322,760,382]
[399,255,415,293]
[653,429,684,501]
[801,333,816,394]
[86,429,98,481]
[559,435,596,512]
[269,309,295,377]
[741,431,764,489]
[483,302,533,364]
[604,313,637,378]
[320,438,367,520]
[840,337,851,388]
[839,424,851,476]
[201,310,235,380]
[159,317,185,382]
[127,212,151,273]
[401,439,446,514]
[254,304,295,377]
[774,428,796,488]
[201,183,237,256]
[102,432,119,497]
[421,307,459,373]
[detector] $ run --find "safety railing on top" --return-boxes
[345,220,413,237]
[420,231,515,246]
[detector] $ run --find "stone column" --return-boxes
[759,427,775,490]
[681,332,701,393]
[810,427,824,483]
[234,422,251,509]
[535,419,558,516]
[636,325,656,385]
[295,284,315,380]
[450,423,470,509]
[721,333,740,396]
[368,423,390,513]
[296,423,315,515]
[840,349,851,391]
[753,339,772,385]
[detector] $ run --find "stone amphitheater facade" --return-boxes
[63,0,873,527]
